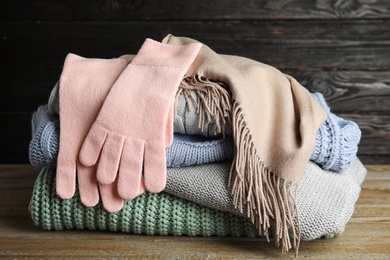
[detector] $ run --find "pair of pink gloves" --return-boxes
[56,39,202,212]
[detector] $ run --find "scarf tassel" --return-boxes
[176,75,301,255]
[229,102,301,255]
[176,75,232,136]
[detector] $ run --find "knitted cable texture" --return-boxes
[29,167,259,237]
[29,105,59,167]
[29,105,234,168]
[29,100,360,172]
[176,91,361,171]
[310,93,361,171]
[175,91,361,172]
[166,134,234,167]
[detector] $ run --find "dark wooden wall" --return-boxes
[1,0,389,164]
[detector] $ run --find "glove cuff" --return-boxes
[61,53,127,77]
[132,38,202,69]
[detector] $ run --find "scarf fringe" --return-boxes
[176,75,301,255]
[176,75,232,136]
[228,101,301,255]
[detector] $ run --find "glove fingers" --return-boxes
[117,138,144,200]
[99,177,124,213]
[97,133,125,185]
[56,155,76,199]
[77,163,99,207]
[144,141,167,193]
[79,124,108,166]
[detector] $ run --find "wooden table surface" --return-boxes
[0,165,389,259]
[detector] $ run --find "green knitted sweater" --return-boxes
[29,168,260,237]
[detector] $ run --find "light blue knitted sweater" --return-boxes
[29,105,234,168]
[29,93,361,171]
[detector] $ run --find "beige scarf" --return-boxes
[162,34,327,254]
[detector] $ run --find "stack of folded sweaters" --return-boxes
[28,35,366,255]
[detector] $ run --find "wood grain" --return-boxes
[286,70,390,113]
[0,164,389,259]
[1,1,389,164]
[0,113,32,164]
[1,0,390,21]
[2,20,390,70]
[356,156,389,165]
[339,114,390,155]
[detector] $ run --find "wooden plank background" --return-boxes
[1,0,389,164]
[1,164,390,259]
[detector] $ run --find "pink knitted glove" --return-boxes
[79,39,201,199]
[56,53,136,212]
